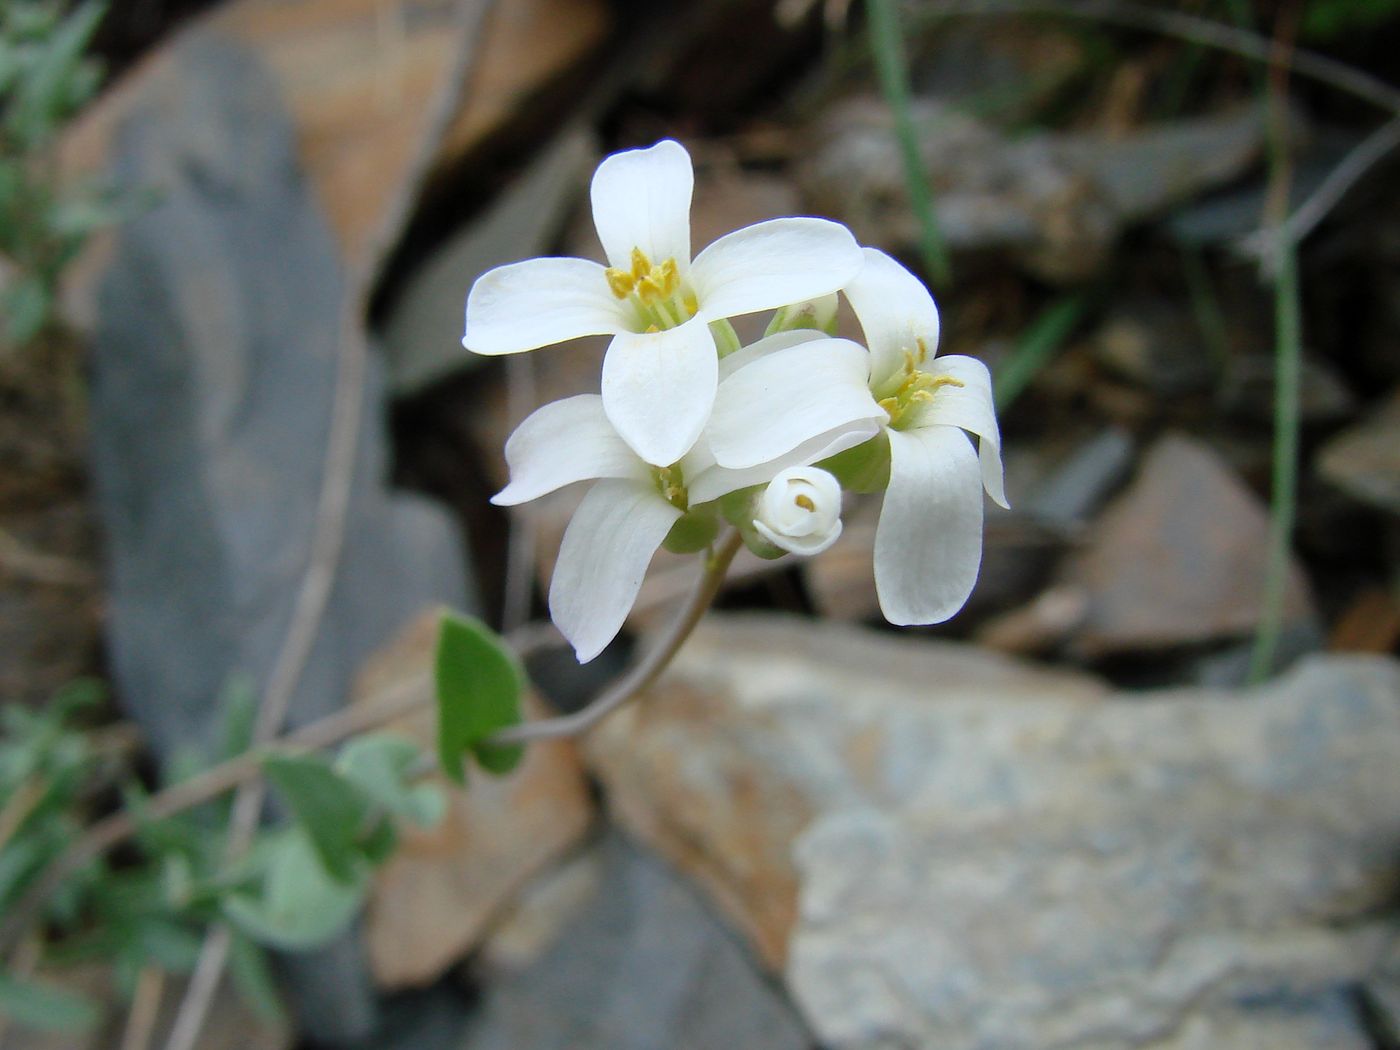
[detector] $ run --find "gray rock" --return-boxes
[91,33,470,755]
[87,36,471,1044]
[803,100,1283,283]
[1057,433,1316,656]
[459,833,811,1050]
[1317,389,1400,516]
[380,129,594,395]
[586,616,1400,1050]
[1024,428,1136,529]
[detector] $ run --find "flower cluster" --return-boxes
[463,140,1007,662]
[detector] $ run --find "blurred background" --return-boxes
[3,0,1400,1047]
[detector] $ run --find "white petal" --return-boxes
[755,518,843,557]
[875,427,984,626]
[690,218,862,321]
[590,140,694,272]
[912,355,1007,508]
[491,395,647,506]
[709,338,883,469]
[601,317,717,467]
[844,247,941,389]
[717,329,829,382]
[464,257,631,355]
[548,480,683,663]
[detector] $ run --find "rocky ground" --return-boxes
[5,0,1400,1046]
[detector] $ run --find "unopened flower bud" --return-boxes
[752,466,843,556]
[765,293,840,337]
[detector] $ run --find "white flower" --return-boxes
[753,466,844,556]
[708,248,1007,625]
[491,392,846,662]
[463,140,864,467]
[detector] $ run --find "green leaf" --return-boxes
[336,734,444,828]
[227,931,286,1025]
[261,754,372,884]
[0,970,101,1033]
[222,828,366,951]
[2,275,51,347]
[434,612,525,784]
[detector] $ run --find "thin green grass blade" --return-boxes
[867,0,952,285]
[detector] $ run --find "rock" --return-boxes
[428,0,610,186]
[352,612,594,989]
[460,831,811,1050]
[587,614,1400,1050]
[1093,302,1217,396]
[85,37,471,1042]
[1220,353,1356,425]
[60,0,611,328]
[91,33,470,754]
[1056,433,1315,656]
[1329,587,1400,653]
[590,623,1108,969]
[805,494,1067,624]
[802,100,1283,282]
[1317,389,1400,515]
[1023,427,1136,529]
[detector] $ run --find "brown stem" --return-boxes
[490,529,743,744]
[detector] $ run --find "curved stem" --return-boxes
[489,529,744,745]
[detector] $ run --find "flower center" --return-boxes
[875,337,964,429]
[652,464,688,510]
[605,248,699,333]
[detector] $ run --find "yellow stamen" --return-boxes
[605,268,635,299]
[630,247,652,281]
[794,494,815,511]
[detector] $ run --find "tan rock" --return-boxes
[586,616,1106,970]
[1058,432,1315,655]
[585,614,1400,1049]
[352,610,594,989]
[58,0,609,322]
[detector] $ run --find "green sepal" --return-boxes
[764,293,839,337]
[709,318,742,357]
[662,506,720,554]
[434,612,526,785]
[717,488,787,561]
[818,432,891,493]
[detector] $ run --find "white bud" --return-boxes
[752,466,843,557]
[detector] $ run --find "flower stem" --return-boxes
[488,529,744,744]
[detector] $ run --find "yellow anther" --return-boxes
[630,247,652,281]
[682,291,698,316]
[909,390,934,404]
[927,374,964,393]
[902,349,919,375]
[659,258,679,294]
[794,494,816,511]
[645,323,660,333]
[605,268,635,299]
[636,275,664,302]
[878,396,899,416]
[915,337,929,363]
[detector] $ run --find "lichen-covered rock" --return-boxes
[588,615,1400,1050]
